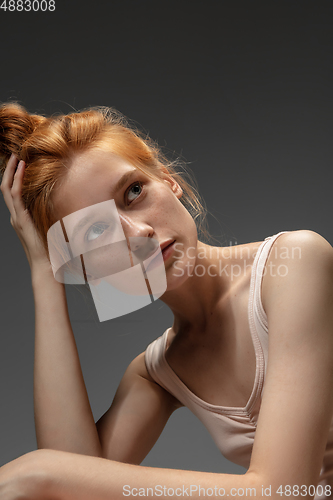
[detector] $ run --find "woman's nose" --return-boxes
[119,214,154,240]
[119,215,157,261]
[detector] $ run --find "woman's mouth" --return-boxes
[141,239,176,274]
[161,240,176,262]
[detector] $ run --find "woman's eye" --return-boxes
[127,182,142,203]
[86,222,109,242]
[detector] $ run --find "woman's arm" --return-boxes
[96,352,183,464]
[0,448,259,500]
[251,230,333,488]
[32,266,102,456]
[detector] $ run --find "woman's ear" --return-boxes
[160,169,183,199]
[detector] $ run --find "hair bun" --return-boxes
[0,102,46,174]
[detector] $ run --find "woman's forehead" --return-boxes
[69,149,135,180]
[52,150,137,220]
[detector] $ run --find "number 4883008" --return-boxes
[0,0,56,11]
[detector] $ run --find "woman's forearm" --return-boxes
[27,449,261,500]
[32,263,102,457]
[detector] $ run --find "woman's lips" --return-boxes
[136,239,176,273]
[161,240,176,262]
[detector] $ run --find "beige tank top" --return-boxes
[144,232,333,496]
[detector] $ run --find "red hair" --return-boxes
[0,103,208,254]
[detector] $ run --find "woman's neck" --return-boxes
[160,242,231,334]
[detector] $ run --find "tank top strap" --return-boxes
[248,231,290,376]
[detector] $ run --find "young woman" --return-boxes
[0,102,333,500]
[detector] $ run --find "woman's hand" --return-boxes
[0,450,49,500]
[0,154,50,269]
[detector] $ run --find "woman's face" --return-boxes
[51,148,198,292]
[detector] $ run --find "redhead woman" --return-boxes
[0,103,333,500]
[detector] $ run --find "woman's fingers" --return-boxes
[0,153,19,215]
[1,155,48,265]
[11,160,29,223]
[1,154,30,228]
[1,153,18,188]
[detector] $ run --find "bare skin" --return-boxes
[1,151,333,500]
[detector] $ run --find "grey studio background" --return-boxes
[1,1,333,473]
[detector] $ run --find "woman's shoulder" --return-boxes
[265,229,333,266]
[121,351,167,390]
[232,229,333,269]
[262,229,333,314]
[275,229,332,248]
[123,351,184,409]
[238,229,332,255]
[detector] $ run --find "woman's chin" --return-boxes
[162,260,196,293]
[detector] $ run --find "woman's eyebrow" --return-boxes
[112,169,137,195]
